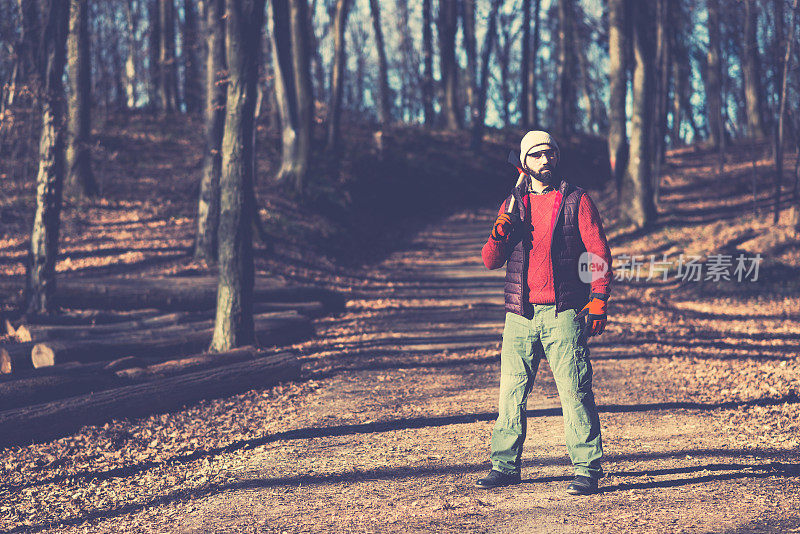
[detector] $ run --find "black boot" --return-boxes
[566,475,598,495]
[474,469,521,489]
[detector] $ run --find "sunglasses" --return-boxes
[527,149,557,160]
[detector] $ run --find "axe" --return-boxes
[506,151,528,215]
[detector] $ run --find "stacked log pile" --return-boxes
[0,276,345,447]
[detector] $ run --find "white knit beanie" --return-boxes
[519,130,560,169]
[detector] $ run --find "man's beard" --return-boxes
[534,167,556,185]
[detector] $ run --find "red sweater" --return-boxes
[482,189,613,303]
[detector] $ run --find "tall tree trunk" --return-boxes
[26,0,69,315]
[469,0,500,149]
[111,25,127,110]
[462,0,477,128]
[148,0,161,108]
[576,19,596,131]
[497,16,513,127]
[705,0,725,150]
[774,0,799,224]
[194,0,226,261]
[6,0,40,109]
[263,18,281,130]
[353,25,366,112]
[620,0,656,229]
[326,0,350,152]
[159,0,178,112]
[556,0,576,134]
[422,0,434,126]
[653,0,671,167]
[520,0,531,129]
[669,0,683,145]
[288,0,313,193]
[772,0,785,123]
[608,0,628,195]
[438,0,460,130]
[210,0,265,352]
[124,0,140,109]
[743,0,767,138]
[271,0,313,193]
[65,0,97,198]
[183,0,203,113]
[528,0,541,127]
[651,0,672,207]
[368,0,391,124]
[307,0,326,102]
[396,0,417,121]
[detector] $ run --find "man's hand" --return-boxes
[575,293,608,337]
[491,213,515,241]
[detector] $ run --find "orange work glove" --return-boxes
[490,213,515,241]
[575,293,608,337]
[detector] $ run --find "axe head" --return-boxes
[507,150,524,174]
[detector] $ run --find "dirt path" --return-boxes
[4,207,800,534]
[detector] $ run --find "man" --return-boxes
[476,131,613,495]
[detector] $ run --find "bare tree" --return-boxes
[705,0,725,151]
[620,0,656,229]
[742,0,767,138]
[5,0,39,109]
[528,0,541,127]
[147,0,160,107]
[772,0,784,121]
[461,0,477,127]
[270,0,313,193]
[422,0,434,126]
[608,0,628,194]
[368,0,391,124]
[210,0,265,352]
[438,0,460,129]
[159,0,178,112]
[326,0,350,152]
[26,0,69,315]
[653,0,671,169]
[396,0,420,121]
[183,0,203,113]
[575,11,598,132]
[520,0,544,129]
[65,0,97,198]
[195,0,226,261]
[307,0,327,100]
[556,0,577,134]
[470,0,501,148]
[520,0,531,128]
[774,0,799,224]
[670,0,697,145]
[495,11,515,127]
[123,0,141,108]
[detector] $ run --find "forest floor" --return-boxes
[1,116,800,533]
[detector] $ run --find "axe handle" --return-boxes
[506,173,526,214]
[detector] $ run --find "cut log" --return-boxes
[31,313,313,368]
[15,311,210,343]
[51,277,345,313]
[0,352,300,448]
[117,347,261,380]
[0,343,36,374]
[0,360,124,383]
[13,309,163,327]
[16,302,326,343]
[0,370,122,411]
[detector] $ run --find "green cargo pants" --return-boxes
[490,305,603,479]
